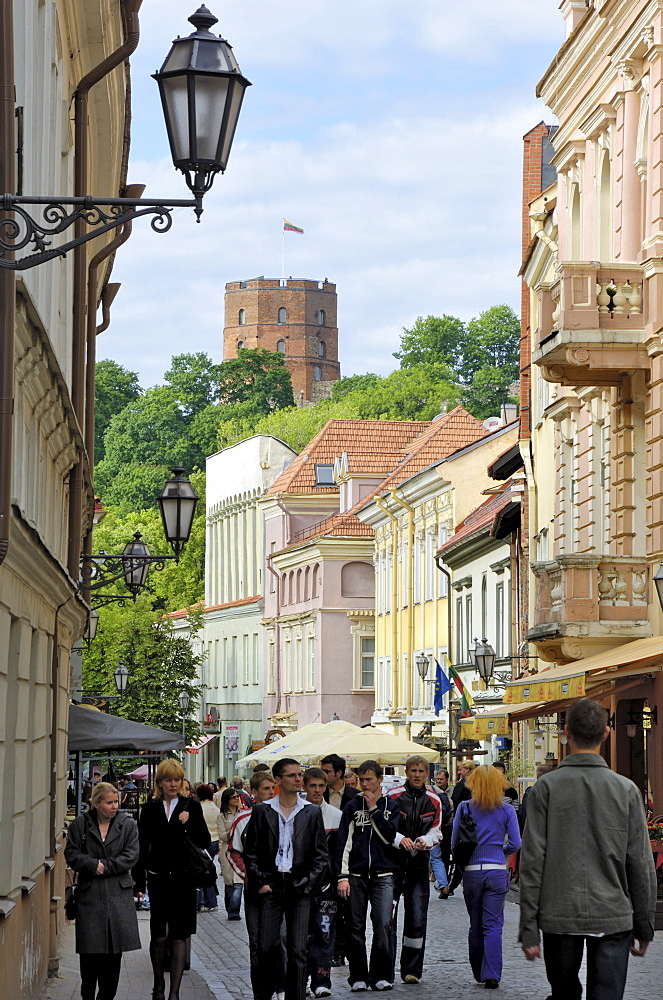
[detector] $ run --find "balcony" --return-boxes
[528,554,652,662]
[533,262,648,387]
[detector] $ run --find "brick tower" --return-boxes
[223,277,341,402]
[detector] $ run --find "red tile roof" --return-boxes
[437,485,515,556]
[279,407,487,552]
[266,419,429,495]
[164,596,261,619]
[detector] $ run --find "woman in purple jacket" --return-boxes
[451,765,521,990]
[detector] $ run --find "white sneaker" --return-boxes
[351,983,368,992]
[315,989,331,997]
[374,983,392,992]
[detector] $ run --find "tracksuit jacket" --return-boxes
[335,793,400,880]
[388,782,443,872]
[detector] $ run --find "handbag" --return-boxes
[452,801,478,870]
[183,832,217,889]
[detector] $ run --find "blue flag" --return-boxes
[433,660,454,716]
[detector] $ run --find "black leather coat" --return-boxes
[243,800,329,896]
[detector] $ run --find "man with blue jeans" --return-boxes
[388,757,443,983]
[520,698,657,1000]
[336,760,400,992]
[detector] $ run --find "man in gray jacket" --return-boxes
[519,697,656,1000]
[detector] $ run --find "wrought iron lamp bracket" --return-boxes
[0,193,199,271]
[80,551,175,593]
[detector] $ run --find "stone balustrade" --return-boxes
[532,555,650,626]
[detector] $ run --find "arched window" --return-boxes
[238,308,246,325]
[599,152,612,262]
[278,307,287,324]
[317,309,325,326]
[276,339,286,354]
[318,341,326,358]
[237,340,245,350]
[314,366,322,382]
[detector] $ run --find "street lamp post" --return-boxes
[178,689,191,757]
[474,639,497,688]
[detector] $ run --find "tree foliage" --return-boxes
[95,359,141,462]
[218,348,295,412]
[394,315,466,370]
[82,597,205,745]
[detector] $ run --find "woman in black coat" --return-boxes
[134,759,210,1000]
[64,782,141,1000]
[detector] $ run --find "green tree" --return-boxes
[343,366,460,421]
[218,398,361,453]
[93,460,172,512]
[331,373,381,401]
[461,366,518,422]
[164,352,222,415]
[82,597,205,745]
[218,348,295,413]
[95,359,141,462]
[459,305,520,383]
[394,315,466,370]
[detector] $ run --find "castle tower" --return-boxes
[223,277,341,402]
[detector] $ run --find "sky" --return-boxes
[104,0,565,390]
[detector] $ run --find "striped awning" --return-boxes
[505,635,663,705]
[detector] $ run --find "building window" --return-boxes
[465,594,472,663]
[278,307,287,324]
[295,634,303,692]
[455,597,463,663]
[413,535,421,604]
[318,340,326,357]
[238,308,246,325]
[276,339,285,353]
[283,636,292,692]
[481,575,487,638]
[496,583,504,657]
[360,636,375,688]
[242,634,249,685]
[252,633,259,685]
[267,637,276,694]
[306,634,316,691]
[314,365,322,382]
[315,463,335,486]
[237,340,245,349]
[317,309,325,325]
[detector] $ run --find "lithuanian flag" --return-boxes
[447,662,475,717]
[283,220,304,234]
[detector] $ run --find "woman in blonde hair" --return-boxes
[64,782,141,1000]
[133,760,210,1000]
[451,764,521,991]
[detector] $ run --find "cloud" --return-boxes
[102,0,564,387]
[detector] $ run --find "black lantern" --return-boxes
[655,563,663,609]
[474,639,496,686]
[178,690,191,714]
[83,608,99,645]
[415,653,430,680]
[114,663,130,694]
[153,5,251,219]
[122,533,152,596]
[158,467,199,560]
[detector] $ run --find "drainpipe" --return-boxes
[435,556,453,775]
[0,0,15,567]
[376,497,400,728]
[67,0,142,579]
[389,489,416,739]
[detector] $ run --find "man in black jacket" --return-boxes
[322,753,356,811]
[388,757,443,984]
[244,758,329,1000]
[335,760,400,992]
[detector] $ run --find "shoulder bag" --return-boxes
[453,801,478,870]
[183,831,217,889]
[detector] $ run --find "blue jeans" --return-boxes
[462,868,510,983]
[347,872,394,987]
[308,889,337,989]
[390,868,431,981]
[429,845,448,890]
[225,883,243,918]
[542,931,632,1000]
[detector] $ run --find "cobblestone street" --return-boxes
[39,886,662,1000]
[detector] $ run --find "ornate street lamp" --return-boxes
[415,653,430,680]
[113,663,130,694]
[0,6,249,270]
[178,689,191,751]
[153,5,251,220]
[474,639,496,687]
[158,467,199,560]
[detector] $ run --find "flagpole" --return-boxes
[281,225,285,283]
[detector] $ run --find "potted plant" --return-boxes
[647,822,663,850]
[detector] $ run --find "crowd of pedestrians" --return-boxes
[64,697,657,1000]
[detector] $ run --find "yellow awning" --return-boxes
[505,635,663,705]
[460,702,541,739]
